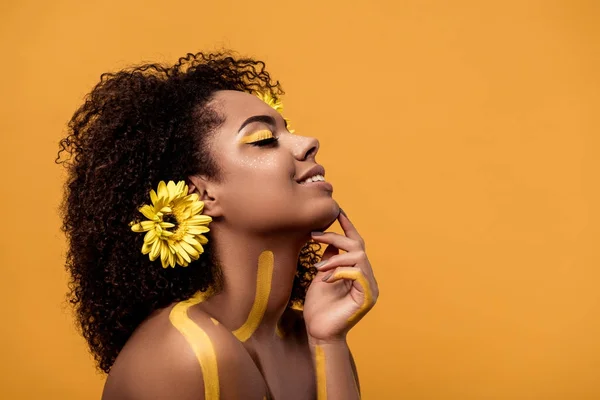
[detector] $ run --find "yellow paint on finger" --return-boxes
[331,269,374,324]
[169,291,220,400]
[315,345,328,400]
[232,250,274,342]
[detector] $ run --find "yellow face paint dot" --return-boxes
[232,250,274,342]
[169,291,219,399]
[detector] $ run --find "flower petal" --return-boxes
[160,241,169,267]
[149,239,161,261]
[190,201,205,216]
[179,240,199,257]
[196,235,208,245]
[150,189,158,206]
[176,180,186,195]
[144,229,157,243]
[167,181,177,200]
[157,181,168,201]
[188,215,212,225]
[188,226,210,234]
[139,205,157,221]
[141,240,153,254]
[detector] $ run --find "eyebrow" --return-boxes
[238,115,277,133]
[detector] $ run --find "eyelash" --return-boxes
[250,136,279,147]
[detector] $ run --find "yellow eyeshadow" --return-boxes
[238,129,274,144]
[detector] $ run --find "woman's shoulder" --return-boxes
[102,299,267,400]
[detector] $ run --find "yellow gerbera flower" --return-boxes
[255,91,295,134]
[130,180,212,268]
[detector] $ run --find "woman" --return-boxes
[56,51,379,399]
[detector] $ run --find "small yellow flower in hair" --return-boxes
[130,180,212,268]
[255,90,295,134]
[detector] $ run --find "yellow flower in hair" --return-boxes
[255,90,295,134]
[130,180,212,268]
[256,90,284,112]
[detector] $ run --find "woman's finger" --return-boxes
[320,244,339,262]
[321,267,376,324]
[310,231,362,252]
[314,251,364,272]
[338,209,364,245]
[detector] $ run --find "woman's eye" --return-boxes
[250,137,279,147]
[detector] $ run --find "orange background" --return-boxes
[1,1,599,399]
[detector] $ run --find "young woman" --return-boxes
[56,51,379,399]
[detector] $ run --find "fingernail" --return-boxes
[339,208,348,218]
[314,260,328,269]
[322,272,334,281]
[311,231,324,236]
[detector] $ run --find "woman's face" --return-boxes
[200,90,339,234]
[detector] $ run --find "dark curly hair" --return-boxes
[55,51,320,374]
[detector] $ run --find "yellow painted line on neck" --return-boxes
[232,250,274,342]
[169,291,220,399]
[315,345,328,400]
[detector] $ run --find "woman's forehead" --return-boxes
[210,90,280,129]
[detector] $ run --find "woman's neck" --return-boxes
[199,225,309,341]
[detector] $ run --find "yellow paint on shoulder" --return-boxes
[169,291,220,400]
[232,250,274,342]
[315,345,328,400]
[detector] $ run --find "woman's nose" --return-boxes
[293,135,320,161]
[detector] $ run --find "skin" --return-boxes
[102,90,379,399]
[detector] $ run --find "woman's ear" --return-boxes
[187,175,223,218]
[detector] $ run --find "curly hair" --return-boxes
[55,51,320,374]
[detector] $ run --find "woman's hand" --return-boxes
[303,209,379,343]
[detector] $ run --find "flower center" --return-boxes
[166,208,187,241]
[163,214,178,227]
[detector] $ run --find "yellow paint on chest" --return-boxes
[169,291,220,399]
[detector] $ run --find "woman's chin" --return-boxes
[310,200,340,232]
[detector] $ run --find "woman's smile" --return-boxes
[295,164,334,192]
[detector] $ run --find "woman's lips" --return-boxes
[298,180,333,193]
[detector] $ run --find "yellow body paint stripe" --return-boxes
[315,345,328,400]
[333,269,374,324]
[169,291,220,399]
[232,250,274,342]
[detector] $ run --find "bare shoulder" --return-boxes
[102,301,267,400]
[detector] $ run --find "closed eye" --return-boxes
[250,137,279,147]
